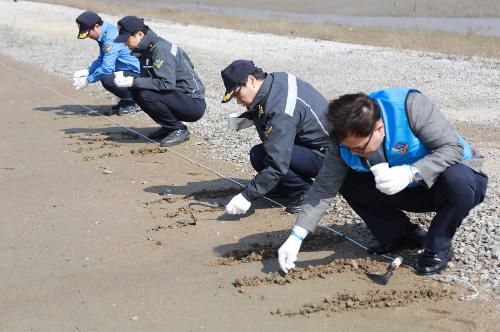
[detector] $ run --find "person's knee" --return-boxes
[249,144,265,171]
[339,170,372,199]
[131,89,157,103]
[437,165,479,208]
[100,75,115,90]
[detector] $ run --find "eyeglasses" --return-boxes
[233,86,243,99]
[347,127,375,154]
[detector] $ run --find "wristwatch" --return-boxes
[410,166,423,183]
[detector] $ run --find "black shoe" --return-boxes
[118,101,139,115]
[367,227,426,255]
[285,193,306,214]
[111,99,127,111]
[416,247,453,276]
[147,127,171,140]
[160,128,190,147]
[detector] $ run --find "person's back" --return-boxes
[113,16,206,147]
[132,29,205,99]
[221,60,330,215]
[256,72,329,150]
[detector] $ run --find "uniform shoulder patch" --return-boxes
[104,44,113,53]
[153,59,165,69]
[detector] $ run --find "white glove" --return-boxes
[278,226,308,273]
[374,165,414,195]
[73,69,89,78]
[226,193,251,215]
[73,77,89,90]
[114,76,134,88]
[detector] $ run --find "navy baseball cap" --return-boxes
[76,11,102,39]
[221,60,257,103]
[115,16,145,43]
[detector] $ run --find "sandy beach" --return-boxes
[0,1,499,330]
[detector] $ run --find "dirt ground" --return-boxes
[0,52,499,331]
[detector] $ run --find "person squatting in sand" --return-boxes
[221,60,331,215]
[73,11,140,115]
[278,87,488,275]
[113,16,206,147]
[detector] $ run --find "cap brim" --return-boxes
[114,34,131,43]
[221,89,235,103]
[77,30,90,39]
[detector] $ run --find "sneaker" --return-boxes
[416,247,454,276]
[160,128,190,147]
[118,101,139,115]
[147,127,171,140]
[111,99,127,111]
[285,193,306,214]
[367,227,426,255]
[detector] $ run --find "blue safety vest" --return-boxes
[340,87,472,172]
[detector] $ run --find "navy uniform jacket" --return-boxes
[130,30,205,99]
[86,22,140,83]
[241,72,330,201]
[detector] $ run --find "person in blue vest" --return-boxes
[278,88,488,275]
[73,11,140,115]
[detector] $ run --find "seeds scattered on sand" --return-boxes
[130,147,169,156]
[272,286,453,316]
[233,258,380,288]
[214,232,345,266]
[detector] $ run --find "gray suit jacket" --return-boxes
[295,92,484,233]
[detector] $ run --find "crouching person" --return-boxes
[278,88,487,275]
[221,60,330,214]
[74,11,140,115]
[114,16,206,147]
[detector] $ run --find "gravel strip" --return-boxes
[0,1,498,298]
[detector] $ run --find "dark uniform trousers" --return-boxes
[339,163,488,253]
[250,144,324,199]
[100,71,139,102]
[131,89,205,131]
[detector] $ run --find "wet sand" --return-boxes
[0,49,499,332]
[0,2,499,330]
